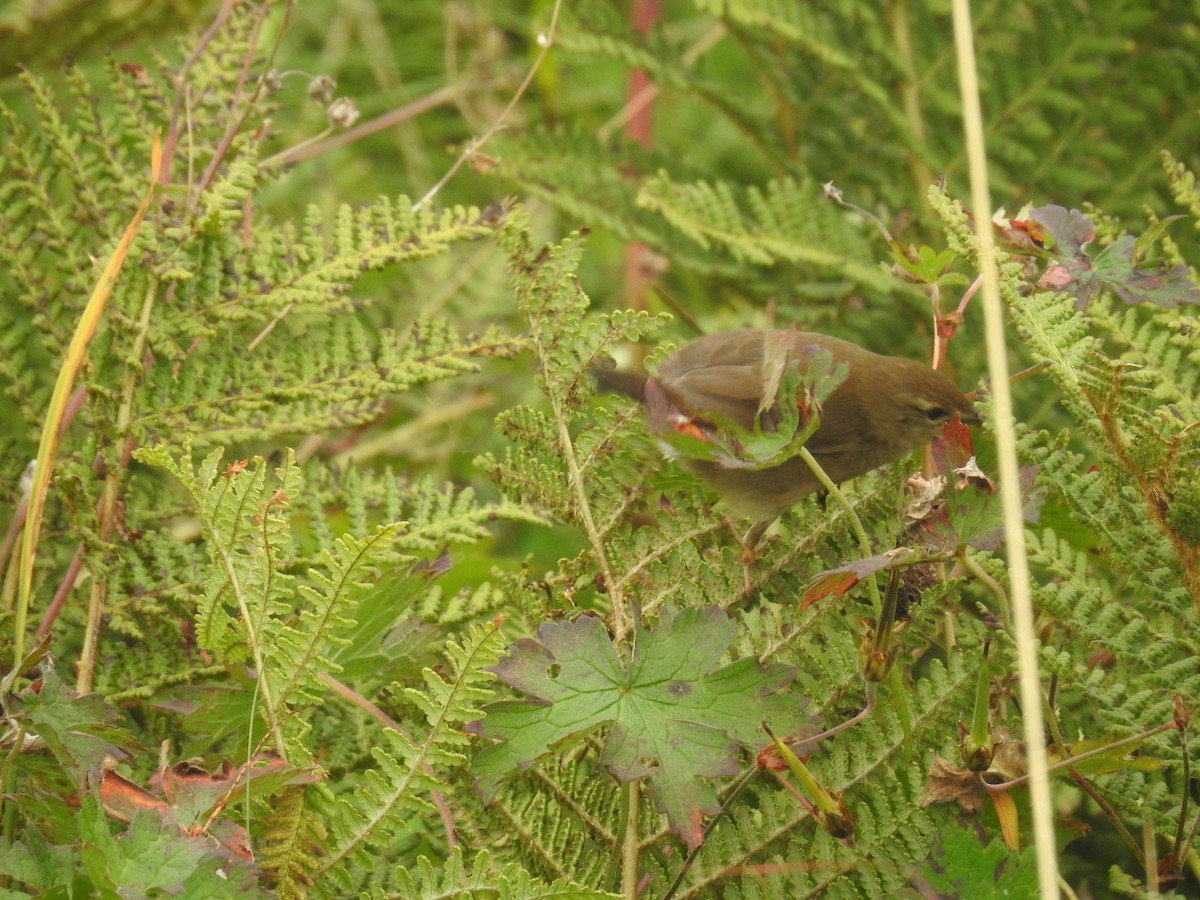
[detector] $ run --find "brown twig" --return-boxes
[261,85,462,169]
[412,0,563,211]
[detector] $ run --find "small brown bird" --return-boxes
[598,328,979,543]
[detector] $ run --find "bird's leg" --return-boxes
[742,519,771,552]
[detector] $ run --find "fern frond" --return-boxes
[457,757,624,889]
[1163,151,1200,222]
[659,655,974,898]
[244,200,504,316]
[135,315,521,446]
[487,221,669,551]
[257,783,327,897]
[390,848,618,900]
[295,466,546,574]
[316,622,506,889]
[133,443,294,661]
[262,526,401,744]
[639,173,902,295]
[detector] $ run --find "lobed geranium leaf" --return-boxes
[469,606,813,848]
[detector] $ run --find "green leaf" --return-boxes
[1131,214,1187,266]
[77,797,263,899]
[1090,235,1200,308]
[0,833,76,893]
[942,465,1045,551]
[801,547,922,610]
[326,571,442,684]
[892,243,961,286]
[1029,204,1095,256]
[470,606,813,848]
[20,667,140,787]
[920,825,1038,899]
[1028,205,1200,308]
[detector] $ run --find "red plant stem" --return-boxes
[623,0,661,366]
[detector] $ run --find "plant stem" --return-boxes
[413,0,563,211]
[5,136,160,693]
[951,0,1058,890]
[77,276,159,694]
[797,447,882,615]
[623,780,641,899]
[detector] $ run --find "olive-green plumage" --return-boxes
[599,328,978,534]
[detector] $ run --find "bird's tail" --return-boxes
[592,368,648,401]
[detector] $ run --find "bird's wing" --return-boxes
[660,365,763,429]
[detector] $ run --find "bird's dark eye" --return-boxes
[922,405,950,423]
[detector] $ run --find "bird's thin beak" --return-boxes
[959,407,982,425]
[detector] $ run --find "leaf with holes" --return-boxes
[468,606,813,848]
[1091,235,1200,308]
[1029,206,1200,308]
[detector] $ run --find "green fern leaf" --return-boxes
[316,621,506,886]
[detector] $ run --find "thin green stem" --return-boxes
[797,447,882,615]
[0,721,25,862]
[662,766,758,900]
[959,553,1014,633]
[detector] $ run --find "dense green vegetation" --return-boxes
[2,2,1199,896]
